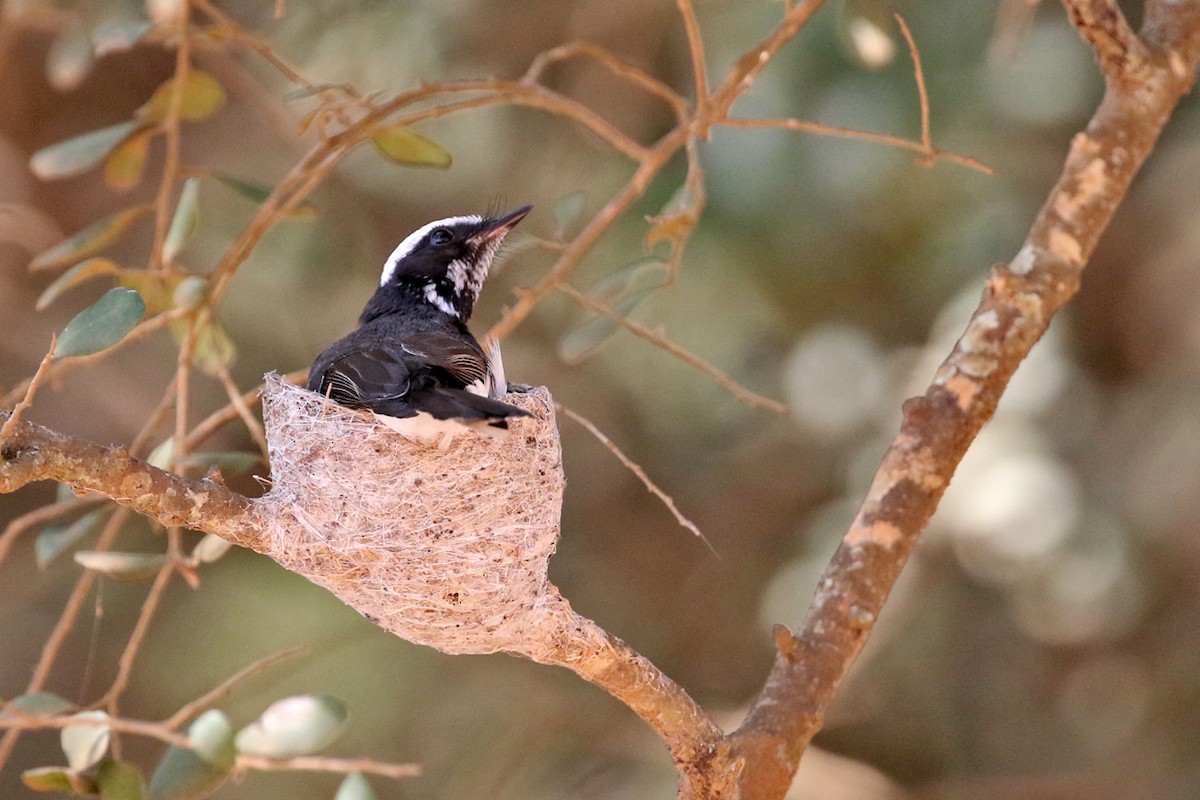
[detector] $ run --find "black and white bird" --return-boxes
[307,206,532,440]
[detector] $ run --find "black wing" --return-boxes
[308,335,527,423]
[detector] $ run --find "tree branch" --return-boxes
[0,412,265,551]
[1062,0,1151,82]
[722,4,1200,798]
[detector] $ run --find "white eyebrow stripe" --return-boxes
[378,215,483,285]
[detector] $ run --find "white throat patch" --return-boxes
[379,215,483,286]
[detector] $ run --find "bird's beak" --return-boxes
[471,205,532,246]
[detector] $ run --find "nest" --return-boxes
[257,373,569,656]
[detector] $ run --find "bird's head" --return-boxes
[366,205,532,324]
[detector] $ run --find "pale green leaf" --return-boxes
[61,710,110,772]
[147,710,234,800]
[5,692,75,716]
[334,773,376,800]
[208,172,317,218]
[31,121,142,181]
[191,318,236,377]
[74,551,168,583]
[585,257,669,305]
[558,294,645,365]
[172,276,209,310]
[147,437,175,470]
[98,759,146,800]
[29,206,152,272]
[370,125,452,168]
[56,287,146,359]
[138,71,226,124]
[191,534,233,564]
[36,258,123,311]
[163,178,200,263]
[235,695,349,758]
[36,508,110,568]
[92,19,155,57]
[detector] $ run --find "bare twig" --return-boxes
[523,41,688,120]
[894,13,933,163]
[557,403,710,549]
[235,754,421,780]
[0,335,55,443]
[718,118,993,174]
[149,0,193,272]
[0,508,129,772]
[101,552,177,709]
[556,283,790,414]
[213,364,270,457]
[675,0,711,121]
[164,646,308,730]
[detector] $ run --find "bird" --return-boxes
[307,206,533,442]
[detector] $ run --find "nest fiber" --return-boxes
[258,373,565,656]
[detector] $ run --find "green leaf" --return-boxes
[553,190,586,235]
[208,172,317,218]
[334,773,376,800]
[74,551,168,583]
[584,257,669,305]
[56,287,146,359]
[558,294,645,365]
[163,178,200,263]
[92,19,155,57]
[191,533,233,564]
[104,127,153,191]
[22,765,94,794]
[36,258,123,311]
[29,206,152,272]
[5,692,75,715]
[31,121,142,181]
[370,125,452,168]
[61,710,110,772]
[98,759,146,800]
[176,451,258,476]
[138,71,225,124]
[46,21,95,92]
[148,710,234,800]
[235,695,349,758]
[37,508,110,568]
[191,318,235,377]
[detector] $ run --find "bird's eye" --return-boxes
[429,228,453,245]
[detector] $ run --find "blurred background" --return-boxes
[2,0,1200,798]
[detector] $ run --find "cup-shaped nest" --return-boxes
[257,373,565,656]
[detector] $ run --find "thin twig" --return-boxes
[236,754,421,779]
[164,646,308,730]
[0,508,129,773]
[675,0,711,120]
[522,41,688,120]
[213,364,269,457]
[556,283,790,415]
[130,377,179,458]
[0,495,106,568]
[185,369,306,452]
[1,309,190,408]
[558,403,712,551]
[149,0,192,272]
[894,13,933,163]
[0,334,55,442]
[718,118,993,174]
[101,554,177,709]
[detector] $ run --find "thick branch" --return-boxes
[725,5,1200,799]
[0,412,266,551]
[1062,0,1151,82]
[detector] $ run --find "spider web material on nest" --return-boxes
[258,373,568,656]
